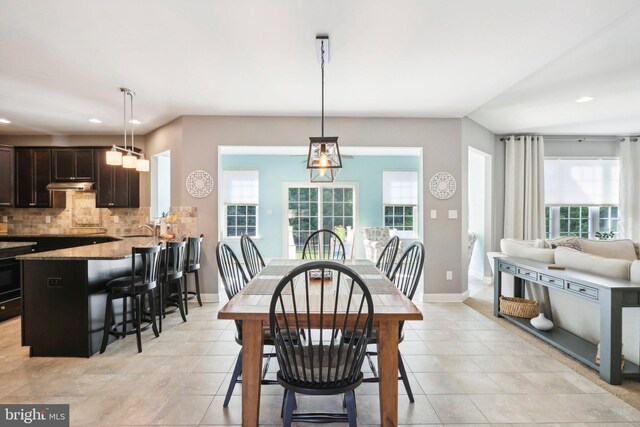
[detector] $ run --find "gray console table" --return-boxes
[494,256,640,384]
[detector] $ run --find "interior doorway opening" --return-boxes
[468,147,492,293]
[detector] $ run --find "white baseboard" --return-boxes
[199,293,220,303]
[423,291,470,302]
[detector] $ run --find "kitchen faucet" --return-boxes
[138,224,159,237]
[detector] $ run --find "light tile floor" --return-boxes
[1,300,639,426]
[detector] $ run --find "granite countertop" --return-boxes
[1,233,112,238]
[0,241,37,250]
[16,236,165,261]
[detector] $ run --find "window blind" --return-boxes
[223,170,259,204]
[544,159,619,205]
[383,170,418,205]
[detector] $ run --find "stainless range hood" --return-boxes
[46,182,95,192]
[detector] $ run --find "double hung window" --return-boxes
[382,170,418,238]
[224,170,259,237]
[544,159,619,239]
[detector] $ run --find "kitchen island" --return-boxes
[17,236,163,357]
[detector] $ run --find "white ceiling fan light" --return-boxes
[575,96,595,103]
[89,118,102,124]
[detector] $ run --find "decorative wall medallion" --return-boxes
[186,170,214,198]
[429,172,456,199]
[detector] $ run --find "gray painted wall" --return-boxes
[145,115,470,298]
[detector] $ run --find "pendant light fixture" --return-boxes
[307,35,342,183]
[105,88,150,172]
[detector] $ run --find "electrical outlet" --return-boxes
[430,209,437,219]
[446,271,453,280]
[113,215,119,224]
[2,216,7,223]
[47,277,63,288]
[267,208,273,215]
[448,210,458,219]
[45,216,51,224]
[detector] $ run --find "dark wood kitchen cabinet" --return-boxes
[15,148,52,208]
[0,146,14,207]
[94,149,140,208]
[52,148,94,181]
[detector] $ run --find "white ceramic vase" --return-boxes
[530,313,554,331]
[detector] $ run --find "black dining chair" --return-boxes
[184,234,204,314]
[240,235,266,279]
[302,229,345,260]
[159,240,188,332]
[376,235,400,278]
[362,242,425,402]
[216,242,279,407]
[270,261,374,426]
[100,244,163,353]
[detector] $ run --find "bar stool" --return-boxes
[100,244,162,353]
[159,240,188,332]
[183,234,204,314]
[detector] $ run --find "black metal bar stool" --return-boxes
[158,240,188,332]
[183,234,204,314]
[100,244,162,353]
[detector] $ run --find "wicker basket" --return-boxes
[499,296,539,319]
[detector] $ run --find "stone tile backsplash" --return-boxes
[0,192,198,238]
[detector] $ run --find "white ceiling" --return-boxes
[0,0,639,135]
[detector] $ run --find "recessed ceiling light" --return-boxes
[0,118,11,124]
[89,118,102,124]
[128,119,141,125]
[575,96,594,103]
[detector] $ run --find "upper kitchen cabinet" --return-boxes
[15,148,52,208]
[94,149,140,208]
[0,146,15,207]
[52,149,94,181]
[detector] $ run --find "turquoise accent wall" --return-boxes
[220,154,421,259]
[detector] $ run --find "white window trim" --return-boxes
[224,203,260,239]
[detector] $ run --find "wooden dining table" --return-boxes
[217,258,423,426]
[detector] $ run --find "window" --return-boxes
[384,205,414,231]
[599,206,619,235]
[559,206,589,238]
[544,159,619,239]
[224,170,259,237]
[382,170,418,237]
[226,205,257,237]
[288,185,355,258]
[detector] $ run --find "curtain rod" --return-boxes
[498,135,638,142]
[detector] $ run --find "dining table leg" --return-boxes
[242,319,264,427]
[377,320,399,426]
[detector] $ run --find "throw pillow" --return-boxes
[533,239,547,249]
[551,237,583,252]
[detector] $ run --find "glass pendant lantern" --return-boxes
[307,36,342,183]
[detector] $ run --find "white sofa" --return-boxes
[491,237,640,365]
[361,227,399,262]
